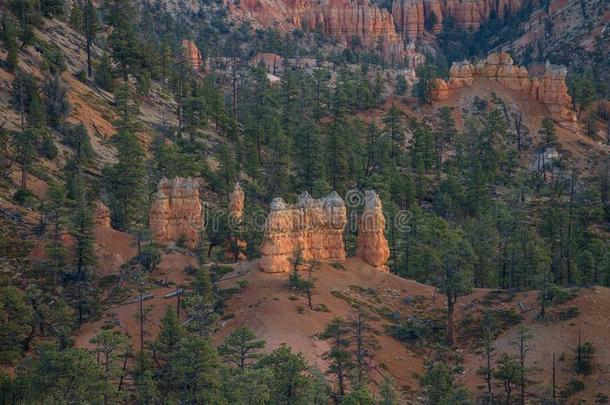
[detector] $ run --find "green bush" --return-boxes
[561,379,585,398]
[390,318,430,344]
[13,188,35,206]
[39,135,58,160]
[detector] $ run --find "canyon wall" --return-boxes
[259,191,347,273]
[355,191,390,269]
[150,177,204,249]
[431,52,576,125]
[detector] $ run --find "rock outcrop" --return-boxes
[355,191,390,269]
[181,39,203,71]
[150,177,204,249]
[432,53,576,125]
[94,202,111,229]
[259,192,347,273]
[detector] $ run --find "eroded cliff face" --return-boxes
[355,191,390,269]
[432,52,576,126]
[259,191,347,273]
[150,177,204,249]
[236,0,525,60]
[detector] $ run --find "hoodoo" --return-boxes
[355,191,390,269]
[259,191,347,273]
[149,177,204,249]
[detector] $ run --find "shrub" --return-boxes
[576,342,595,375]
[13,188,35,206]
[39,135,58,160]
[390,318,430,344]
[560,379,585,398]
[40,42,66,74]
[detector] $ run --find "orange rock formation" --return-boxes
[149,177,204,249]
[181,39,203,71]
[259,191,347,273]
[355,191,390,269]
[94,202,111,229]
[431,53,576,125]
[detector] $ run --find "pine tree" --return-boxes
[105,129,147,230]
[219,326,266,369]
[1,15,20,72]
[350,310,374,388]
[89,329,129,404]
[382,105,404,161]
[412,63,437,104]
[435,106,456,170]
[43,183,68,289]
[70,174,97,327]
[538,116,557,147]
[320,317,352,398]
[170,336,222,403]
[12,129,37,189]
[436,228,474,346]
[43,74,70,129]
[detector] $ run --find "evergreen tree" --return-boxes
[104,129,147,230]
[320,317,352,398]
[538,116,557,147]
[170,336,222,403]
[436,228,474,346]
[219,326,266,369]
[382,104,404,161]
[43,74,70,129]
[420,362,472,404]
[152,306,185,398]
[70,177,97,327]
[412,63,437,104]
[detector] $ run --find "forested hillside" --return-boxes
[0,0,609,402]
